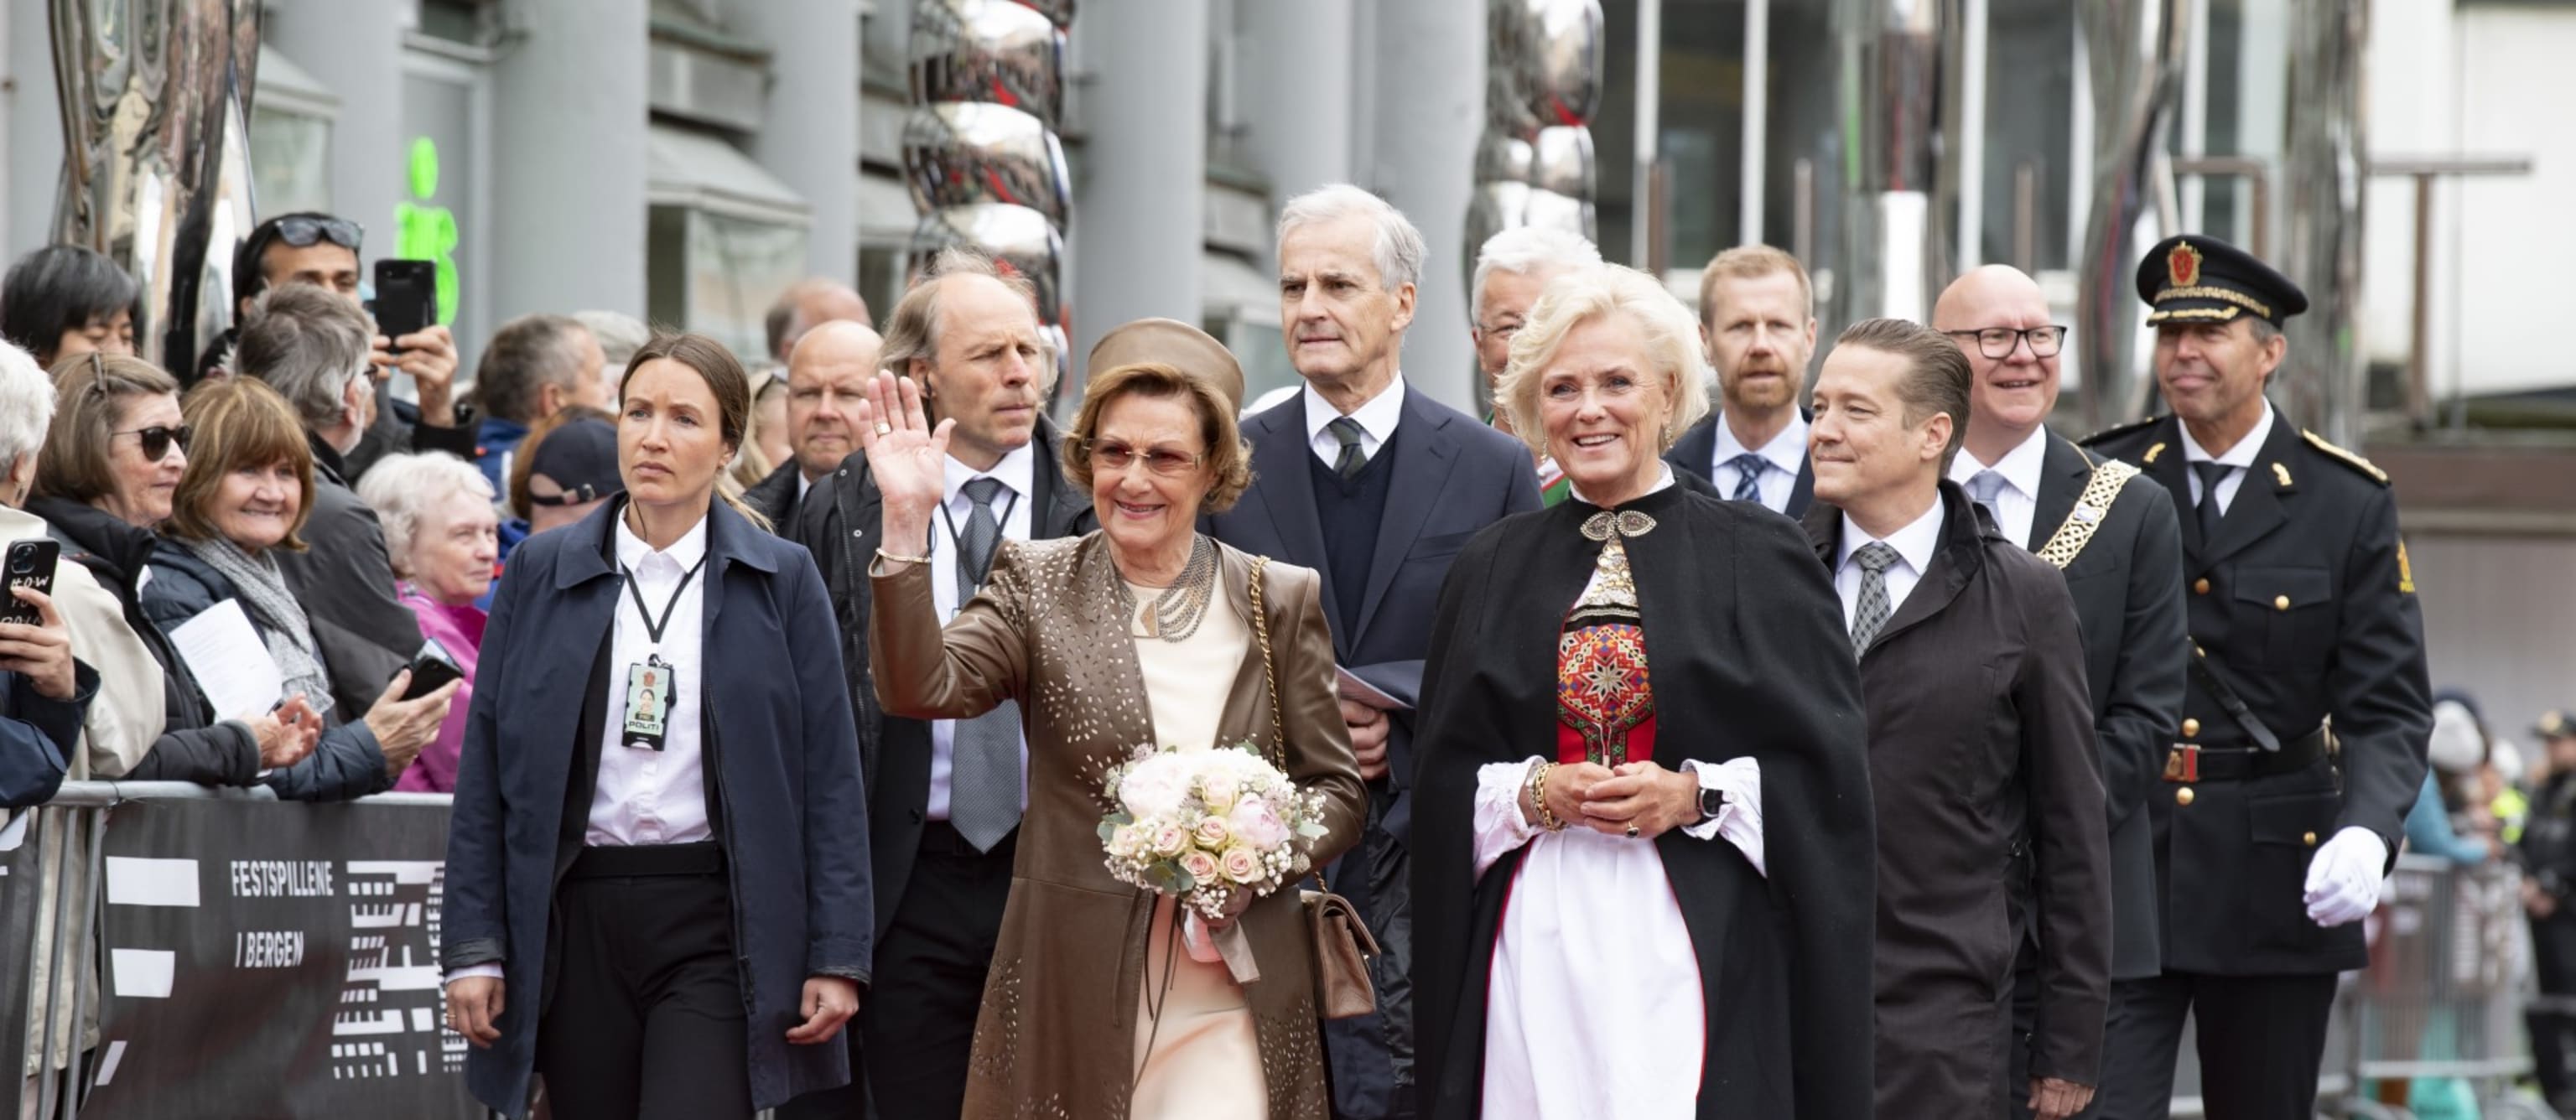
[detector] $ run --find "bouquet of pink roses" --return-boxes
[1098,743,1327,936]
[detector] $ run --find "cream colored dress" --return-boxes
[1123,581,1270,1120]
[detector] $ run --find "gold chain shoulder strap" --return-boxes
[2034,456,2142,569]
[1247,555,1285,766]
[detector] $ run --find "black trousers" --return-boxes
[783,822,1015,1120]
[536,846,750,1120]
[2090,971,2336,1120]
[2527,912,2576,1103]
[2005,943,2112,1120]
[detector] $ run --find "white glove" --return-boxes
[2302,827,2389,927]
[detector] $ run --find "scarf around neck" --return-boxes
[179,534,335,718]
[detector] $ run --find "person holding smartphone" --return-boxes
[357,452,499,793]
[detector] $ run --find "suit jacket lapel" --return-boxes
[1798,484,1979,657]
[1030,424,1090,538]
[2128,417,2201,562]
[2199,417,2300,570]
[1248,407,1342,630]
[1785,454,1816,518]
[1354,395,1460,646]
[1664,415,1718,483]
[2028,434,2092,552]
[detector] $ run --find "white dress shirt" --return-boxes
[1302,376,1407,468]
[1709,410,1810,515]
[1835,498,1948,632]
[587,511,714,848]
[2179,400,2277,516]
[925,443,1036,822]
[1948,424,2051,547]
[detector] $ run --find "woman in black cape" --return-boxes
[1410,263,1876,1119]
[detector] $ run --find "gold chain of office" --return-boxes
[2035,459,2143,569]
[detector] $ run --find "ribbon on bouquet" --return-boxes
[1183,910,1261,983]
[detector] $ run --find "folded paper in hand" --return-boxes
[168,599,284,719]
[1334,666,1411,712]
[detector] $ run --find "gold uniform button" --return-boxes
[2181,718,2200,738]
[2176,786,2196,806]
[2274,594,2292,611]
[2303,831,2319,846]
[2194,578,2211,595]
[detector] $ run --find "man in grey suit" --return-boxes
[1935,266,2188,1120]
[1204,184,1540,1119]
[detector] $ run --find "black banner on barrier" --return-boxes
[81,798,476,1118]
[1,808,40,1083]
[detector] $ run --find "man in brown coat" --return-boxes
[1802,318,2112,1120]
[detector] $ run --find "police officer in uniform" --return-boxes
[2080,235,2432,1118]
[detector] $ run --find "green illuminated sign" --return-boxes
[394,137,460,324]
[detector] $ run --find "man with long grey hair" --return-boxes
[231,285,424,722]
[1203,183,1541,1119]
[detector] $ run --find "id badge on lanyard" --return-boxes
[621,552,707,752]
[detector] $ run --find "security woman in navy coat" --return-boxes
[439,332,871,1120]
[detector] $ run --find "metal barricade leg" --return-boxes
[30,808,79,1120]
[59,807,105,1120]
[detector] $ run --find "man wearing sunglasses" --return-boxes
[197,212,475,480]
[1934,266,2189,1120]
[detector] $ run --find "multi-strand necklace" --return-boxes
[1120,535,1220,641]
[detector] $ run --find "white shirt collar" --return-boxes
[1302,375,1407,445]
[1711,410,1809,477]
[1836,496,1946,578]
[2179,399,2276,469]
[613,505,710,573]
[1950,423,2050,500]
[1567,464,1677,507]
[943,441,1037,506]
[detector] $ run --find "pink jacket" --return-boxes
[392,585,486,793]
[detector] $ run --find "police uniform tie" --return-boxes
[2192,461,2235,541]
[1725,452,1768,502]
[1966,469,2008,526]
[949,476,1022,852]
[1848,542,1902,652]
[1327,416,1369,480]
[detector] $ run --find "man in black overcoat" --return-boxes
[1800,317,2111,1120]
[2080,236,2433,1119]
[1935,266,2189,1119]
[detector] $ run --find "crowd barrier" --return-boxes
[8,789,2558,1118]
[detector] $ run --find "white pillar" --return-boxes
[490,0,649,318]
[2,2,62,256]
[1369,0,1483,412]
[731,0,860,282]
[1070,0,1208,361]
[265,0,410,251]
[1240,0,1358,220]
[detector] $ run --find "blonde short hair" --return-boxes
[1495,264,1713,455]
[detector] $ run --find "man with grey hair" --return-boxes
[232,286,425,722]
[1468,225,1602,505]
[468,313,610,494]
[780,248,1093,1120]
[1203,183,1540,1119]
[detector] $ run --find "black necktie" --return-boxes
[1328,417,1368,480]
[2192,462,2234,542]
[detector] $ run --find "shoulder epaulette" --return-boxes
[2300,429,2389,485]
[2077,414,2163,448]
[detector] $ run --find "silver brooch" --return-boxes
[1580,510,1659,542]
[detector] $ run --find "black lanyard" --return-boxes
[621,553,709,649]
[935,485,1021,584]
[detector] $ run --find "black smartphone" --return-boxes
[400,639,465,700]
[371,258,439,349]
[1,539,60,627]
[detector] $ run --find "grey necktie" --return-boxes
[1966,469,2008,527]
[2192,461,2234,542]
[1848,542,1902,653]
[1724,453,1767,502]
[948,476,1021,852]
[1327,416,1368,480]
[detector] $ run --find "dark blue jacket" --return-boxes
[138,542,393,801]
[440,498,870,1116]
[2,664,94,807]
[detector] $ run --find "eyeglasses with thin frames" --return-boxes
[1085,438,1205,477]
[1942,324,2070,360]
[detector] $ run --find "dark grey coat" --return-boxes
[273,435,423,719]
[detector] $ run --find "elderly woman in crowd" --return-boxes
[2,245,138,367]
[356,453,497,793]
[859,319,1365,1119]
[139,377,459,800]
[1411,263,1875,1119]
[30,353,335,787]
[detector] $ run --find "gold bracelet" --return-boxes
[874,547,932,567]
[1531,761,1565,832]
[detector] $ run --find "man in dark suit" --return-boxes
[745,322,884,531]
[2081,236,2433,1119]
[1935,266,2188,1119]
[1204,184,1540,1119]
[1666,244,1817,515]
[781,251,1093,1120]
[1801,317,2110,1120]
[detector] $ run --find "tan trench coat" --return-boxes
[871,532,1366,1119]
